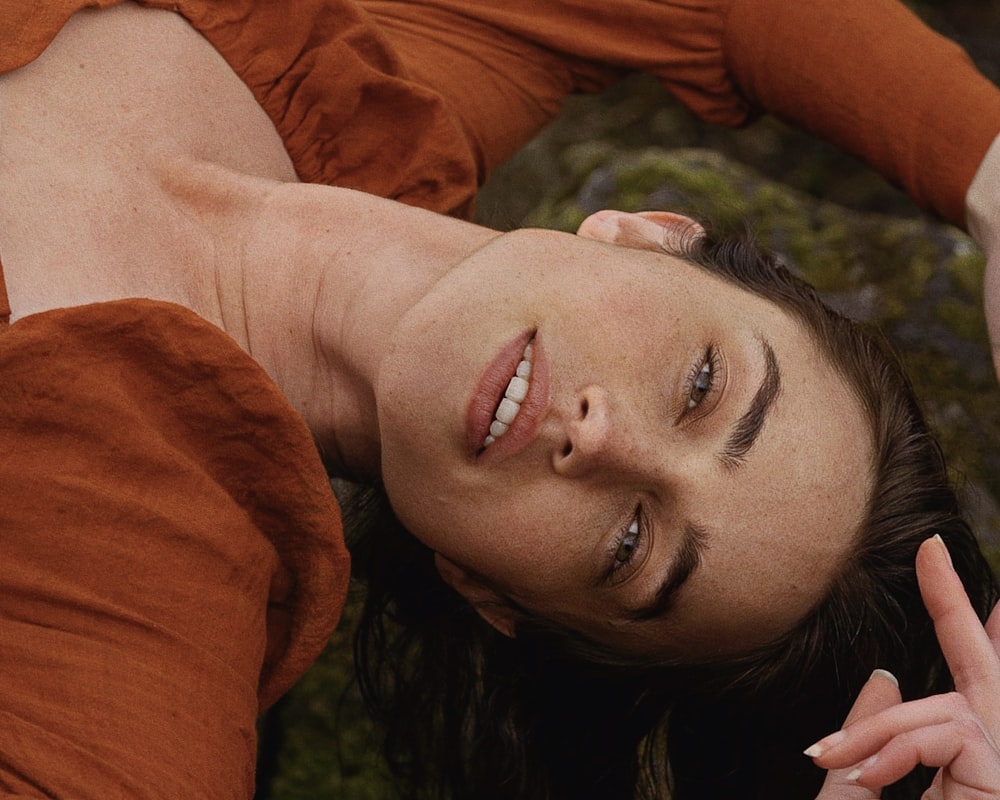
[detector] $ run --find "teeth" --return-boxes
[505,376,529,403]
[483,340,534,449]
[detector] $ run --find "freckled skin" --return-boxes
[377,229,872,658]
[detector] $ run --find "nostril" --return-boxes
[562,442,573,458]
[580,398,589,417]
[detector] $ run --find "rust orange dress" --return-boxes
[0,300,349,798]
[2,0,999,797]
[5,0,999,224]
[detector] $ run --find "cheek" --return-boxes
[390,479,596,595]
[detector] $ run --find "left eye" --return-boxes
[686,348,718,409]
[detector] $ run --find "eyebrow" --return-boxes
[719,340,781,468]
[627,522,708,622]
[624,342,781,623]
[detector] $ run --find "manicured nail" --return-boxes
[803,730,845,758]
[870,668,898,687]
[847,754,878,782]
[933,534,955,569]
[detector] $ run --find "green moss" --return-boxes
[263,589,394,800]
[936,297,988,342]
[947,250,987,298]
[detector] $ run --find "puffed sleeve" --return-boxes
[368,0,1000,227]
[0,301,348,799]
[722,0,1000,227]
[0,0,125,73]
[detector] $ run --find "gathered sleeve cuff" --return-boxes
[722,0,1000,228]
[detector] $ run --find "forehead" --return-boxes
[673,348,871,653]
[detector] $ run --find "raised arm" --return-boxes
[372,0,1000,226]
[965,134,1000,379]
[720,0,1000,229]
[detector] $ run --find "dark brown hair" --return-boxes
[348,232,998,800]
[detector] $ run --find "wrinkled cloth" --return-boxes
[2,0,1000,796]
[3,0,997,224]
[0,301,348,798]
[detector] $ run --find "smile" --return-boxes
[482,340,533,449]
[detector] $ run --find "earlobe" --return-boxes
[434,553,518,638]
[576,209,705,256]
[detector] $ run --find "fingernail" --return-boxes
[803,730,845,758]
[932,533,955,569]
[847,754,878,782]
[870,668,898,687]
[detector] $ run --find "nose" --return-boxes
[552,385,640,479]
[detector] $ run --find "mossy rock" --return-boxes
[489,143,1000,546]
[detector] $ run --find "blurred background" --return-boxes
[257,2,1000,797]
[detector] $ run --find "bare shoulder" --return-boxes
[0,2,295,319]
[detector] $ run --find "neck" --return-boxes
[169,162,499,480]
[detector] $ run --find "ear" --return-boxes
[576,209,705,255]
[434,553,518,638]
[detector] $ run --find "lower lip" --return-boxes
[466,331,550,463]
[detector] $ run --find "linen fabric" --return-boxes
[3,0,999,224]
[2,0,999,796]
[0,301,348,798]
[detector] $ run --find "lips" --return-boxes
[482,340,534,447]
[466,331,550,462]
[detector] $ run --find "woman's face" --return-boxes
[375,228,872,657]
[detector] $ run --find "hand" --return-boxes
[965,132,1000,381]
[812,670,902,800]
[807,536,1000,798]
[985,254,1000,380]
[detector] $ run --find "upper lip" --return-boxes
[466,330,550,463]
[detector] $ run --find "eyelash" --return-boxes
[684,346,721,412]
[608,505,646,579]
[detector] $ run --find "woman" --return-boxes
[0,1,997,798]
[349,212,999,799]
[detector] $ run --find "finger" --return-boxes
[916,536,1000,732]
[983,254,1000,381]
[811,670,901,800]
[923,769,944,800]
[843,669,904,727]
[811,692,973,770]
[815,769,882,800]
[808,670,903,759]
[985,601,1000,654]
[847,720,1000,798]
